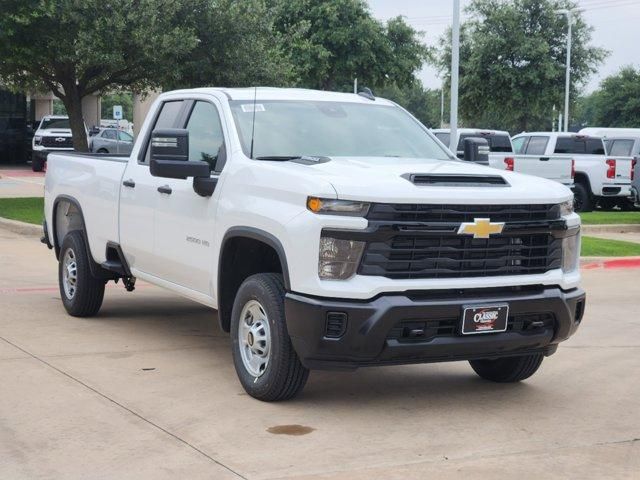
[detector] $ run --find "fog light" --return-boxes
[562,231,580,273]
[318,236,365,280]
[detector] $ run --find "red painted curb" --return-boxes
[582,257,640,270]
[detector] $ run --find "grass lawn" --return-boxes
[0,197,44,225]
[581,236,640,257]
[579,211,640,225]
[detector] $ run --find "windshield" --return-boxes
[229,100,451,160]
[41,118,70,130]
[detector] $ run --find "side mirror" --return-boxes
[463,137,490,164]
[149,129,209,179]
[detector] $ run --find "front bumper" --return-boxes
[285,286,586,370]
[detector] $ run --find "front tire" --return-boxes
[231,273,309,401]
[469,354,544,383]
[58,231,105,317]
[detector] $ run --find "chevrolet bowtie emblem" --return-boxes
[457,218,505,239]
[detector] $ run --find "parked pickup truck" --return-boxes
[43,88,586,401]
[511,132,635,212]
[433,128,573,186]
[32,115,88,172]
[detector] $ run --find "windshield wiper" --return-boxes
[255,155,302,161]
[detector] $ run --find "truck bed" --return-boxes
[44,152,128,263]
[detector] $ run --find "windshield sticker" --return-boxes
[241,104,265,113]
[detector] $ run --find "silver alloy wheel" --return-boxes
[62,248,78,300]
[238,299,271,377]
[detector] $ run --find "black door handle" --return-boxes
[157,185,172,195]
[539,157,550,161]
[122,179,135,188]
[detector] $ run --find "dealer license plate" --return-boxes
[461,304,509,335]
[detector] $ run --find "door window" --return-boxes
[142,100,185,163]
[511,136,527,154]
[524,136,549,155]
[118,131,133,142]
[608,139,635,156]
[185,101,225,172]
[103,129,117,140]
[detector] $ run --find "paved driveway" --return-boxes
[0,227,638,479]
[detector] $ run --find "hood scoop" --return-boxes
[404,173,509,187]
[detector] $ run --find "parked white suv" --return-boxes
[433,129,573,186]
[32,115,88,172]
[511,132,634,212]
[42,88,585,401]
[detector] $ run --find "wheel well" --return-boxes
[218,236,285,332]
[53,197,86,257]
[574,172,592,194]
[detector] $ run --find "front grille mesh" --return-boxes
[360,233,562,279]
[358,203,562,280]
[41,137,74,148]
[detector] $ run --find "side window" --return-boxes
[490,134,513,153]
[586,138,605,155]
[185,101,225,173]
[608,139,634,156]
[554,137,584,154]
[118,131,133,142]
[512,136,527,154]
[434,132,450,146]
[143,100,185,163]
[525,136,549,155]
[103,129,117,140]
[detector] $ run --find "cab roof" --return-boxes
[163,87,396,105]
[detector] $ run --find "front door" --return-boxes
[152,99,227,295]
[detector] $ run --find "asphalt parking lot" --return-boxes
[0,165,44,198]
[1,227,639,479]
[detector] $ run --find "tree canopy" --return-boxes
[270,0,430,91]
[437,0,607,133]
[576,67,640,128]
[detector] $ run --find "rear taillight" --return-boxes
[504,157,514,171]
[632,158,637,181]
[571,159,575,179]
[606,159,616,179]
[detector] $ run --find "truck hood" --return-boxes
[299,156,573,204]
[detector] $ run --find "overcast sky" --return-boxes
[368,0,640,93]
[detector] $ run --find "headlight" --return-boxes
[307,197,370,217]
[559,199,574,216]
[34,135,42,145]
[562,231,580,273]
[318,236,365,280]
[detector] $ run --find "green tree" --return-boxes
[587,67,640,127]
[436,0,607,133]
[270,0,430,91]
[170,0,293,89]
[0,0,200,150]
[101,92,134,123]
[377,82,442,128]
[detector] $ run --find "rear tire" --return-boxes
[58,231,105,317]
[231,273,309,401]
[573,182,593,212]
[469,354,544,383]
[97,148,108,154]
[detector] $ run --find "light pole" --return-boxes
[556,9,573,132]
[450,0,460,152]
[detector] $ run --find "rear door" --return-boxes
[513,135,573,184]
[119,99,186,274]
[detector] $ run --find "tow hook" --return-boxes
[123,277,136,292]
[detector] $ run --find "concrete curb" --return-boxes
[581,256,640,270]
[582,224,640,235]
[0,217,42,237]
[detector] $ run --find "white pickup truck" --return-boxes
[433,128,573,186]
[43,88,586,401]
[512,132,635,212]
[31,115,88,172]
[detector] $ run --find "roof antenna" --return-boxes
[249,86,257,159]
